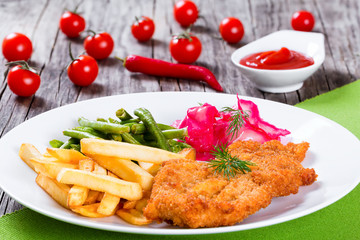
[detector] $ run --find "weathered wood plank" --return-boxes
[0,192,23,216]
[0,0,52,215]
[206,0,265,98]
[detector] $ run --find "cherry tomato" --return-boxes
[131,16,155,42]
[169,32,202,64]
[2,33,33,62]
[173,0,198,28]
[219,17,244,44]
[6,63,40,97]
[59,11,86,38]
[291,10,315,32]
[84,32,114,60]
[67,55,98,86]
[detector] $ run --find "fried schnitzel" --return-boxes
[143,140,317,228]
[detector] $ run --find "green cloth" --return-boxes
[1,81,360,240]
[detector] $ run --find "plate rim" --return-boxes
[0,91,359,235]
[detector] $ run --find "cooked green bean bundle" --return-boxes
[51,107,193,153]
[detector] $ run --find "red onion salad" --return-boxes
[173,96,290,160]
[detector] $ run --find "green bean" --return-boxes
[134,108,170,151]
[130,123,146,134]
[111,134,123,141]
[144,128,188,140]
[120,118,141,124]
[157,123,176,130]
[168,139,192,148]
[121,132,141,145]
[170,144,182,153]
[108,118,121,125]
[130,123,175,134]
[96,118,107,122]
[131,134,146,144]
[123,122,137,128]
[49,139,64,148]
[168,140,192,153]
[60,138,79,149]
[78,117,130,134]
[70,144,81,152]
[73,126,108,139]
[143,140,159,148]
[116,108,133,121]
[63,129,101,140]
[163,128,188,139]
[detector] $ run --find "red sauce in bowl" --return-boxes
[239,47,314,70]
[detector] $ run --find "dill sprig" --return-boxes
[221,107,249,141]
[208,145,256,179]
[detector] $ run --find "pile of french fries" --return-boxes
[19,138,195,225]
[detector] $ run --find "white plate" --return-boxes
[0,92,359,235]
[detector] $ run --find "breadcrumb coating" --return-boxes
[143,140,317,228]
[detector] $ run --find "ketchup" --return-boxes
[240,47,314,70]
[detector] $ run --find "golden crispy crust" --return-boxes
[143,140,317,228]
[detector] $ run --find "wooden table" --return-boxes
[0,0,358,217]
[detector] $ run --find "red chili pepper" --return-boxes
[120,55,223,92]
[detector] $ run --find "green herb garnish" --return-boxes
[221,107,249,141]
[208,145,256,180]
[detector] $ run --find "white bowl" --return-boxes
[231,30,325,93]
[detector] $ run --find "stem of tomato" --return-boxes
[5,60,31,70]
[134,16,140,25]
[173,28,193,42]
[68,42,75,61]
[86,29,97,36]
[73,0,84,14]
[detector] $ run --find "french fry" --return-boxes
[78,159,95,172]
[42,151,53,158]
[123,200,137,209]
[46,148,88,164]
[35,173,70,209]
[71,203,107,218]
[84,190,100,205]
[97,193,120,215]
[135,198,149,212]
[138,162,161,176]
[30,158,78,179]
[67,159,95,207]
[91,163,107,203]
[90,154,154,191]
[57,168,143,200]
[35,156,60,162]
[93,162,107,175]
[179,148,196,160]
[81,138,185,164]
[19,143,43,171]
[116,208,152,225]
[68,186,90,208]
[97,192,105,201]
[97,172,121,216]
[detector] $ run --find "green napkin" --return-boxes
[1,81,360,240]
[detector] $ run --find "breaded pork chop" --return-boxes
[143,140,317,228]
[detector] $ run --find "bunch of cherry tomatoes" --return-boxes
[1,0,315,97]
